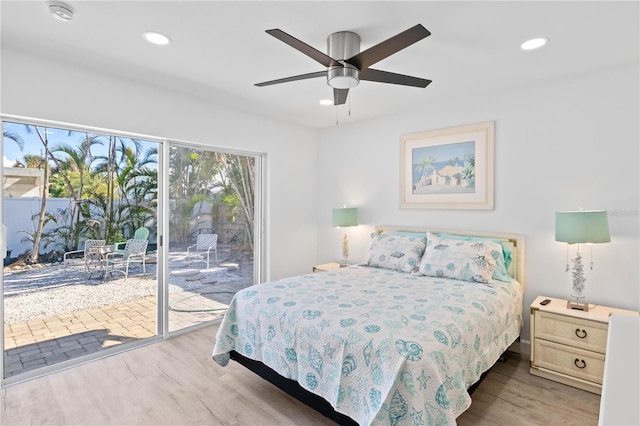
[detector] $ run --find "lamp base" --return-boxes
[567,298,589,312]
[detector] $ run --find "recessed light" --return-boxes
[319,99,333,106]
[521,37,548,51]
[47,1,74,21]
[142,31,172,46]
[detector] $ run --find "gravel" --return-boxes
[3,253,251,324]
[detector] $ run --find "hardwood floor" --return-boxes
[1,324,600,425]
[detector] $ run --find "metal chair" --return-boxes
[113,227,149,255]
[105,239,148,280]
[63,239,106,271]
[187,233,218,269]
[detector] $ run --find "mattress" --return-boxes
[212,265,523,425]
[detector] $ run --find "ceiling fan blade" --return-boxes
[255,70,327,87]
[334,88,349,105]
[266,29,342,68]
[346,24,431,70]
[360,68,432,88]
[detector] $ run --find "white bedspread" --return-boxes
[213,265,523,425]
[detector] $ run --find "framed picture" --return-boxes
[400,121,494,210]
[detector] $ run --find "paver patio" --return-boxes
[3,287,240,378]
[3,248,253,378]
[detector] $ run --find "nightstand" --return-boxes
[312,262,341,272]
[529,296,639,394]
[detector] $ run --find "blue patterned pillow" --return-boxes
[418,232,499,283]
[434,232,512,282]
[366,233,427,273]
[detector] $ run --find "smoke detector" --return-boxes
[47,1,74,21]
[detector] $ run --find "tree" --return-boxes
[22,125,52,263]
[3,130,24,152]
[461,154,475,188]
[416,155,436,178]
[12,154,44,169]
[215,153,255,249]
[51,134,102,248]
[168,147,222,245]
[91,136,157,244]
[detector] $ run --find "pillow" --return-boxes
[366,233,426,273]
[418,232,501,284]
[434,232,513,283]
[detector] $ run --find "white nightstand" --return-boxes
[529,296,639,394]
[312,262,341,272]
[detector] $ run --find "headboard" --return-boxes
[374,225,525,288]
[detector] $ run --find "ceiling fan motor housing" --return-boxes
[327,31,360,89]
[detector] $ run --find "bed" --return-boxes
[212,226,524,425]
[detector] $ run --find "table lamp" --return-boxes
[555,210,610,311]
[332,207,358,267]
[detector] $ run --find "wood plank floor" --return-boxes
[1,324,600,425]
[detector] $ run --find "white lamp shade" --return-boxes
[555,210,611,244]
[332,207,358,227]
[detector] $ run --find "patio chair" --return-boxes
[63,239,106,272]
[105,239,148,280]
[187,233,218,269]
[112,227,149,256]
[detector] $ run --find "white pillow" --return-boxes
[366,233,426,273]
[418,232,500,283]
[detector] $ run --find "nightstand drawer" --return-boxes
[534,311,608,353]
[533,339,605,384]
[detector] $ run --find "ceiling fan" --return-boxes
[255,24,432,106]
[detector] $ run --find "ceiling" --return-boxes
[1,1,638,129]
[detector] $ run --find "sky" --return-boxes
[3,120,157,168]
[412,140,474,166]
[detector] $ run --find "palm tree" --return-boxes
[51,134,102,248]
[415,154,436,187]
[112,144,158,239]
[3,130,24,152]
[416,155,436,176]
[12,154,44,169]
[87,138,158,244]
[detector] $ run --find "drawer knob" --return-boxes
[575,328,587,338]
[574,358,587,369]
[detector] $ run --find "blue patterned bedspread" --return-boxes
[212,265,523,425]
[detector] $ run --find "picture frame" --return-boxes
[400,121,494,210]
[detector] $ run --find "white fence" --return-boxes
[3,197,75,258]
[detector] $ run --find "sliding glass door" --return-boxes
[166,144,259,332]
[1,117,263,383]
[1,118,160,380]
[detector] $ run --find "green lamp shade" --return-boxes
[332,207,358,227]
[555,210,611,243]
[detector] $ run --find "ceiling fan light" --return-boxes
[327,66,359,89]
[328,76,359,89]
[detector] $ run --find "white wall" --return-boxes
[3,47,638,344]
[316,64,640,344]
[1,47,319,281]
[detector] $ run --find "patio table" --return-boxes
[87,245,113,279]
